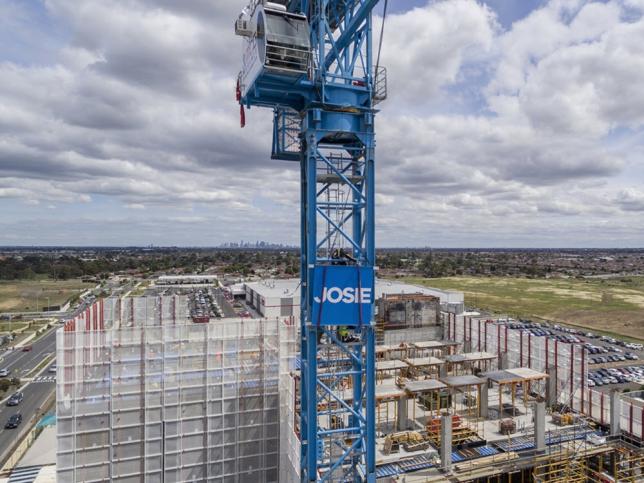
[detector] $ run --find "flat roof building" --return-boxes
[243,278,464,319]
[156,274,219,287]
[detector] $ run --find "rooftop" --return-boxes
[245,278,464,304]
[158,274,218,280]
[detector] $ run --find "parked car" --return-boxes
[6,392,23,407]
[49,365,57,373]
[4,414,22,429]
[0,368,9,377]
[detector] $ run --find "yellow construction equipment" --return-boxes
[383,431,429,455]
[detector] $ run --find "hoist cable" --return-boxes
[374,0,388,78]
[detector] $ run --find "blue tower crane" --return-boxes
[235,1,386,480]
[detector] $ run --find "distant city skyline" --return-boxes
[1,0,643,247]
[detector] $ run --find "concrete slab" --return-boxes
[376,360,409,371]
[412,340,459,350]
[404,379,448,394]
[440,375,486,388]
[405,356,445,367]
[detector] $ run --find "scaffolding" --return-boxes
[533,454,588,483]
[613,443,643,482]
[57,296,297,483]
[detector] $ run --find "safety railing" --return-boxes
[374,66,387,105]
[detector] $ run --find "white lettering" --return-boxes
[314,287,372,304]
[326,287,343,303]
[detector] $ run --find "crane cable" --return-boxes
[374,0,388,82]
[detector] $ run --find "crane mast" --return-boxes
[235,1,386,480]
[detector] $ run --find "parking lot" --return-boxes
[506,319,644,392]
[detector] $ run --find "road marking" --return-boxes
[8,465,43,483]
[32,376,56,383]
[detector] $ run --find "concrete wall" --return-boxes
[379,295,439,330]
[384,326,443,345]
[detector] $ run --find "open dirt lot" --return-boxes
[406,276,644,341]
[0,279,93,312]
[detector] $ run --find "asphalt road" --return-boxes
[0,327,58,378]
[213,288,237,318]
[0,362,56,465]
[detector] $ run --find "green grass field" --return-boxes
[405,276,644,341]
[0,279,94,313]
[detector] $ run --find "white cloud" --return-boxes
[382,0,497,104]
[616,188,644,211]
[0,0,642,246]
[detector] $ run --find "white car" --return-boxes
[0,369,9,377]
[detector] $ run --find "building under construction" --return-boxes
[56,296,297,482]
[56,291,642,482]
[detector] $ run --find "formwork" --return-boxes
[444,313,644,444]
[57,296,297,483]
[446,316,584,408]
[613,443,644,482]
[533,455,588,483]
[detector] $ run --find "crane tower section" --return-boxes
[235,1,386,480]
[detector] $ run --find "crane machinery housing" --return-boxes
[235,0,387,481]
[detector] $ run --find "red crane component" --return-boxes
[236,77,245,128]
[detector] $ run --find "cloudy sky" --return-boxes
[1,0,643,247]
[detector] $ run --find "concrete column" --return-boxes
[480,382,489,419]
[397,396,408,431]
[534,400,546,453]
[463,339,472,353]
[546,367,557,407]
[499,352,509,370]
[439,363,447,378]
[610,390,621,437]
[440,415,452,473]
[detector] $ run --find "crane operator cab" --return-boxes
[236,2,311,99]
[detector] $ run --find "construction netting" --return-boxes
[279,372,301,483]
[57,297,297,483]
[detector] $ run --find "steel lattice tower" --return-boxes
[236,1,385,480]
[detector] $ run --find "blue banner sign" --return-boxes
[312,266,374,327]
